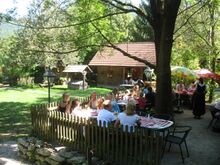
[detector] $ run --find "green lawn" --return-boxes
[0,86,111,139]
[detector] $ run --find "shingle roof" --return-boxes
[89,42,156,67]
[63,65,92,73]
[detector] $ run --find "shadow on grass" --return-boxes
[0,102,32,138]
[0,97,60,139]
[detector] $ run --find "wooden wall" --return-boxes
[96,66,146,87]
[97,66,124,87]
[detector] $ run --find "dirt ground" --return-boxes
[162,108,220,165]
[0,108,220,165]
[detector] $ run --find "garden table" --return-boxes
[140,116,173,130]
[119,84,134,89]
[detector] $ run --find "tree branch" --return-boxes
[174,1,209,34]
[6,11,128,29]
[91,22,156,69]
[173,26,191,41]
[177,0,202,16]
[188,21,212,47]
[101,0,154,27]
[25,44,104,54]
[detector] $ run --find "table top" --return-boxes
[119,84,134,87]
[140,117,173,129]
[174,90,194,96]
[117,101,127,106]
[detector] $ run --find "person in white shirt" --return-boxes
[97,100,116,127]
[176,81,185,92]
[214,101,220,111]
[123,90,131,102]
[210,100,220,118]
[114,100,140,132]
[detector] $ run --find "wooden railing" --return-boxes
[31,103,162,165]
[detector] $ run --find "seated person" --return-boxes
[143,83,149,95]
[210,101,220,118]
[57,92,71,114]
[145,87,156,109]
[106,93,120,113]
[136,92,147,112]
[71,98,80,114]
[88,92,97,109]
[123,90,131,102]
[132,85,140,98]
[97,100,117,127]
[125,76,133,84]
[132,76,139,85]
[213,100,220,112]
[114,100,140,132]
[176,81,185,93]
[112,88,120,101]
[188,82,196,93]
[97,97,105,110]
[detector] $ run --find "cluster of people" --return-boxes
[57,92,120,115]
[56,84,156,130]
[124,76,144,87]
[174,78,206,119]
[120,84,156,113]
[175,81,196,94]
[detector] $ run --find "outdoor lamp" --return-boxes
[43,67,56,103]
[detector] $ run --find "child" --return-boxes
[57,92,71,114]
[71,99,80,113]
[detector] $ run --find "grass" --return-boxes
[0,86,111,139]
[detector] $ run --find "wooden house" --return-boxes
[89,42,156,87]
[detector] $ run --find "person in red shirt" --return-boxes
[136,92,147,114]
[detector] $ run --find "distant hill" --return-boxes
[0,23,20,37]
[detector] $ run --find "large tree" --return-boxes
[100,0,181,114]
[3,0,210,113]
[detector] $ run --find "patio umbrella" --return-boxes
[171,66,199,80]
[194,69,216,78]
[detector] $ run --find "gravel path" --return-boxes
[0,140,29,165]
[162,109,220,165]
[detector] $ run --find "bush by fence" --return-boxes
[31,103,162,165]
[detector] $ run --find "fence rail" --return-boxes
[31,103,162,165]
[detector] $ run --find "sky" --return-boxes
[0,0,32,17]
[0,0,140,17]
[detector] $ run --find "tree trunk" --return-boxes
[151,0,181,114]
[208,1,217,103]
